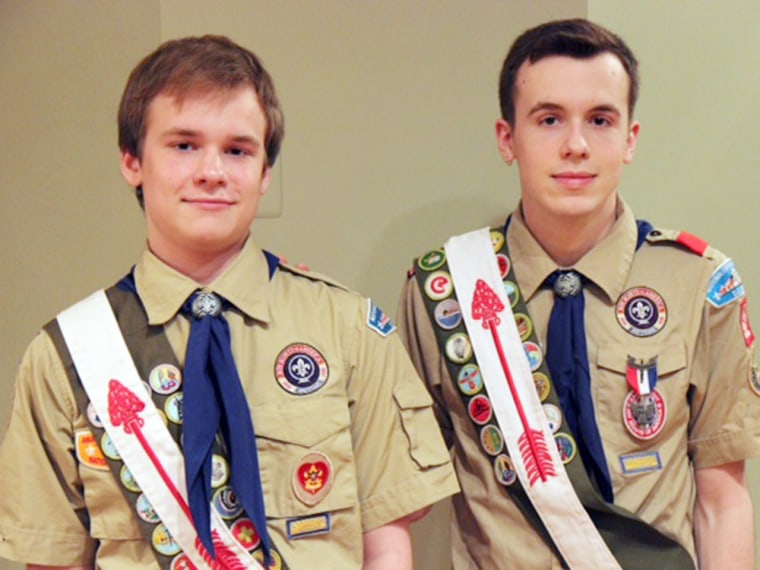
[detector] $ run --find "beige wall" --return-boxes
[1,1,758,568]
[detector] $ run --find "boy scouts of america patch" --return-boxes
[616,287,667,337]
[366,300,396,337]
[275,343,329,395]
[707,258,745,308]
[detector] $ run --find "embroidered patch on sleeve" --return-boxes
[620,451,662,475]
[75,430,109,471]
[706,258,745,308]
[286,513,331,539]
[367,300,396,337]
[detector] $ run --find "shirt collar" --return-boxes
[135,237,273,325]
[506,199,637,303]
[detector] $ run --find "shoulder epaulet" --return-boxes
[645,228,723,260]
[277,261,350,291]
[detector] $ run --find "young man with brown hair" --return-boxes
[399,19,758,569]
[0,35,458,569]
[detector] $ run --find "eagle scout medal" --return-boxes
[626,356,657,396]
[275,343,329,395]
[434,298,463,330]
[623,390,666,440]
[292,451,334,506]
[424,271,453,301]
[494,454,517,486]
[616,287,667,337]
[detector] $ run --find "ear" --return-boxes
[623,121,641,164]
[495,119,516,165]
[120,151,143,187]
[259,165,272,195]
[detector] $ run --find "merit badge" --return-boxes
[86,402,103,428]
[152,523,181,557]
[232,518,261,551]
[418,249,446,272]
[496,254,511,279]
[514,313,533,341]
[523,342,543,372]
[211,454,229,488]
[490,229,505,252]
[434,298,463,330]
[750,362,760,397]
[254,548,283,570]
[292,451,334,507]
[424,271,453,301]
[445,332,472,364]
[623,390,666,440]
[457,364,483,396]
[533,372,551,402]
[504,281,520,308]
[170,554,194,570]
[287,513,332,540]
[214,485,243,519]
[120,465,142,493]
[275,343,329,395]
[148,364,182,395]
[616,287,667,337]
[480,424,505,456]
[494,454,517,486]
[707,258,745,308]
[367,300,396,337]
[100,432,121,461]
[75,430,108,471]
[164,393,183,424]
[136,493,160,524]
[555,432,577,464]
[626,356,658,396]
[619,451,663,475]
[468,394,493,425]
[741,298,755,348]
[542,403,562,433]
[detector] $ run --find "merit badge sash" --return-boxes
[414,223,695,569]
[445,228,619,569]
[56,289,269,570]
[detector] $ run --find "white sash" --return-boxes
[445,228,620,570]
[57,289,265,569]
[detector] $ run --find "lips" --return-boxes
[552,172,596,189]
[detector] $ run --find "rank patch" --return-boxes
[616,287,667,337]
[75,430,108,471]
[620,451,662,475]
[707,258,745,308]
[275,343,329,395]
[367,300,396,337]
[292,452,334,506]
[286,513,332,539]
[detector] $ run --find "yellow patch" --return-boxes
[75,430,109,471]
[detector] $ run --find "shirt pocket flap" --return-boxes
[596,340,687,377]
[393,381,449,468]
[253,395,350,448]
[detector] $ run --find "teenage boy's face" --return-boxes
[495,53,639,226]
[121,86,271,263]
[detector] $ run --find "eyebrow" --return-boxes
[527,102,623,117]
[161,128,263,146]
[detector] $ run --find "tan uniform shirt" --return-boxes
[399,202,760,569]
[0,239,459,568]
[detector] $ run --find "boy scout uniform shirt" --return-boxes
[0,238,459,568]
[398,201,760,569]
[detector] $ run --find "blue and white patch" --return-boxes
[275,343,329,395]
[620,451,662,475]
[707,258,745,308]
[366,300,396,337]
[286,513,332,539]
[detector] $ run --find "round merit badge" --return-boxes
[424,271,454,301]
[434,298,463,330]
[504,281,520,308]
[445,332,472,364]
[542,403,563,433]
[457,364,483,396]
[493,454,517,486]
[152,523,181,557]
[468,394,493,425]
[490,229,506,252]
[292,451,334,507]
[480,424,505,456]
[533,372,551,402]
[496,253,511,279]
[554,432,577,464]
[275,343,329,395]
[514,313,533,341]
[232,518,261,551]
[418,249,446,272]
[523,342,543,371]
[213,485,243,519]
[616,287,667,337]
[623,389,666,440]
[148,364,182,395]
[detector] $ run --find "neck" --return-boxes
[149,237,248,285]
[522,203,617,267]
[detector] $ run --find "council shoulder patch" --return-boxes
[366,300,396,337]
[707,258,745,308]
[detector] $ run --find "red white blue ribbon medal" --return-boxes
[623,356,666,440]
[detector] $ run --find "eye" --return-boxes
[539,115,560,127]
[173,142,195,151]
[591,115,613,127]
[226,146,250,157]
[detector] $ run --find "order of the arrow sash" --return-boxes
[56,289,266,570]
[445,227,620,569]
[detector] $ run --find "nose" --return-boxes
[193,150,227,188]
[560,123,590,160]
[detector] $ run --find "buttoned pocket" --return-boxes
[393,381,451,469]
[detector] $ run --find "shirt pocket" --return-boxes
[252,395,358,519]
[393,380,451,469]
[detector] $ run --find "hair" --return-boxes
[498,18,639,125]
[118,34,284,167]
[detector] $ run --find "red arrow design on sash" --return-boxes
[471,279,556,485]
